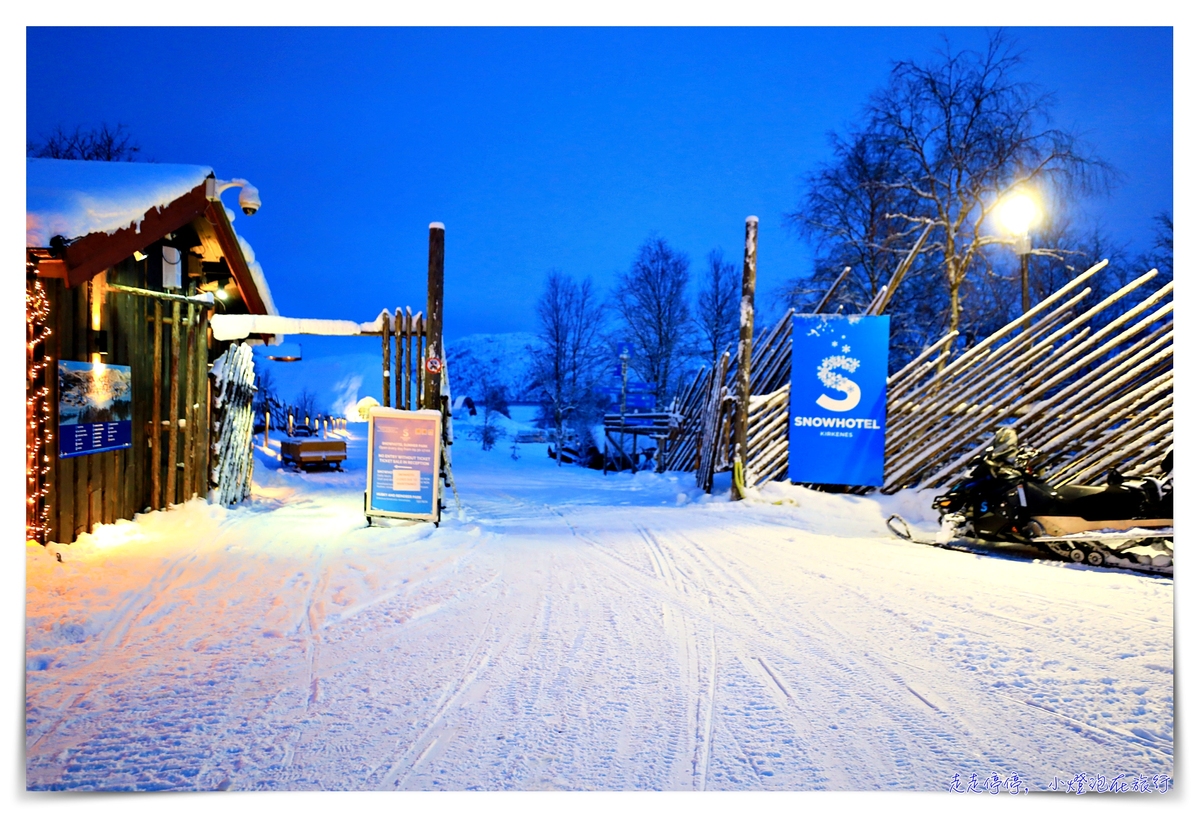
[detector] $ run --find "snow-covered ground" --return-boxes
[25,429,1174,792]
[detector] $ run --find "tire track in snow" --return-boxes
[372,612,497,788]
[99,551,201,652]
[621,524,716,789]
[663,522,972,787]
[301,549,331,712]
[685,511,1161,782]
[544,509,719,789]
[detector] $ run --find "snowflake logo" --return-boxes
[816,354,862,412]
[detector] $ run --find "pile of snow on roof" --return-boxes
[26,158,213,247]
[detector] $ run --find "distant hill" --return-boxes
[252,332,540,417]
[446,332,539,403]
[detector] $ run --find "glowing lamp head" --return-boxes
[998,192,1040,236]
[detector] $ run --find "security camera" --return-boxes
[238,183,261,216]
[214,178,262,216]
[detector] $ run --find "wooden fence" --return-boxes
[882,262,1172,491]
[668,260,1173,494]
[380,307,428,411]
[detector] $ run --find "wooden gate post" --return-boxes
[424,222,445,411]
[381,309,392,408]
[166,300,182,507]
[732,215,758,500]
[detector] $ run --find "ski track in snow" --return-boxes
[25,433,1174,791]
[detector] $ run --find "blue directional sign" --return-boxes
[788,314,890,486]
[601,388,654,411]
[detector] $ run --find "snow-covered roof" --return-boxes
[26,158,213,247]
[235,234,278,316]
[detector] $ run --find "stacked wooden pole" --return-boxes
[210,343,256,507]
[671,259,1172,495]
[661,367,712,473]
[883,263,1172,491]
[696,351,732,493]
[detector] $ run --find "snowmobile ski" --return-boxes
[886,513,1173,576]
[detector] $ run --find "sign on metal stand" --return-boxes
[365,407,443,524]
[788,314,890,486]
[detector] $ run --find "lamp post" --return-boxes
[619,349,630,420]
[998,192,1041,329]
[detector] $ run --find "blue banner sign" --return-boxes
[366,408,442,522]
[58,361,133,459]
[788,315,890,486]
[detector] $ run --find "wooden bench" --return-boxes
[602,412,677,473]
[279,429,348,470]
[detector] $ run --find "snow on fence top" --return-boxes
[210,314,382,341]
[26,158,213,247]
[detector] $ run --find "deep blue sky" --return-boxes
[26,27,1172,358]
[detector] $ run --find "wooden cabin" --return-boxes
[26,158,278,545]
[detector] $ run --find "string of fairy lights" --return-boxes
[27,263,53,543]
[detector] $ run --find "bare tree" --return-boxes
[866,31,1114,336]
[529,270,608,464]
[613,237,692,408]
[694,248,740,366]
[785,130,920,313]
[789,30,1115,355]
[292,388,322,428]
[254,368,284,430]
[1137,212,1173,279]
[478,381,509,451]
[27,123,142,161]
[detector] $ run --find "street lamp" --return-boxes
[997,192,1041,324]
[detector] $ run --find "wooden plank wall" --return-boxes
[42,262,212,545]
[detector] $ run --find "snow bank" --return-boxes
[26,158,213,246]
[746,481,942,539]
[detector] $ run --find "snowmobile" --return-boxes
[886,429,1173,575]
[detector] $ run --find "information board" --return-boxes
[365,407,442,522]
[788,314,890,486]
[58,361,132,459]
